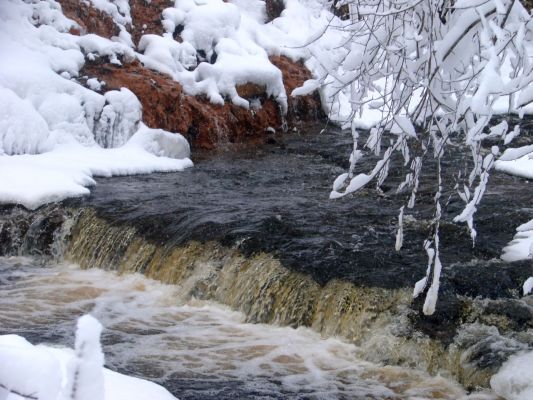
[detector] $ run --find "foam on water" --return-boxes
[0,257,498,400]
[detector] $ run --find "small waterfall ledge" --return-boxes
[2,205,531,390]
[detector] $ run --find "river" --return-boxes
[0,122,532,398]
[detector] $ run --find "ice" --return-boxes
[94,88,142,148]
[0,88,51,155]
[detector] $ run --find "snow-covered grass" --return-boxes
[0,315,177,400]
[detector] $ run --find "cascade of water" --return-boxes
[0,205,531,391]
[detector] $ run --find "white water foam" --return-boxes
[0,257,498,400]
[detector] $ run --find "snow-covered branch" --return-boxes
[315,0,533,314]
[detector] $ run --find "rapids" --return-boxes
[0,257,497,400]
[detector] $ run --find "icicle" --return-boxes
[408,157,422,208]
[413,239,434,299]
[395,206,404,251]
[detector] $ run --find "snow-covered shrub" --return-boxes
[312,0,533,314]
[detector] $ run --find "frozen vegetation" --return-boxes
[318,0,533,315]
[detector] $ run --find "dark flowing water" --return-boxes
[76,124,533,295]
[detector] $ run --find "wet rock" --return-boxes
[410,293,463,345]
[475,299,533,332]
[452,323,529,389]
[270,56,324,121]
[82,56,323,150]
[58,0,120,38]
[265,0,285,22]
[331,0,351,20]
[0,206,69,257]
[129,0,171,46]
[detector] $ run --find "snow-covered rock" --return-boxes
[0,315,177,400]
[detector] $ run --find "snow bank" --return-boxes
[491,350,533,400]
[0,125,192,210]
[0,0,192,209]
[0,315,177,400]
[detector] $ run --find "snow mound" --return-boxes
[491,350,533,400]
[0,315,177,400]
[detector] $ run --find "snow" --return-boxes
[501,219,533,263]
[0,125,192,210]
[3,0,533,211]
[491,350,533,400]
[523,277,533,296]
[0,315,177,400]
[495,151,533,180]
[137,0,293,110]
[63,315,105,400]
[0,0,352,210]
[0,0,192,210]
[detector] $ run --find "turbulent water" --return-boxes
[0,257,498,400]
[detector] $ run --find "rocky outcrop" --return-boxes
[270,56,323,122]
[129,0,171,45]
[82,57,322,150]
[59,0,324,150]
[60,0,119,38]
[265,0,285,22]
